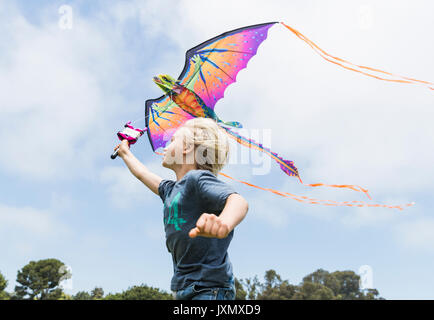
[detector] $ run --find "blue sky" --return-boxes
[1,0,433,299]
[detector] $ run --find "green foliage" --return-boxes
[14,258,70,300]
[240,275,261,300]
[256,269,297,300]
[0,292,11,300]
[0,271,10,300]
[292,282,335,300]
[238,268,383,300]
[71,287,105,300]
[8,259,383,300]
[91,287,104,300]
[73,291,92,300]
[58,292,73,300]
[0,271,9,299]
[0,271,7,293]
[234,278,247,300]
[362,288,384,300]
[104,284,173,300]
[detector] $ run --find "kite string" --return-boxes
[280,22,434,91]
[130,114,149,126]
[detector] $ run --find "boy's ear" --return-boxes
[183,142,194,155]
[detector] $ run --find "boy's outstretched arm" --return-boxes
[189,194,249,239]
[116,140,162,195]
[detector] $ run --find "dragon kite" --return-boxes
[113,22,432,210]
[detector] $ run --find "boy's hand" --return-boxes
[115,139,130,158]
[189,213,231,239]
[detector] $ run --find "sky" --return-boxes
[0,0,433,299]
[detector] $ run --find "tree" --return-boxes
[73,291,92,300]
[295,269,384,300]
[0,271,9,300]
[104,284,173,300]
[298,269,340,299]
[361,288,383,300]
[234,277,247,300]
[302,269,341,294]
[58,292,73,300]
[292,282,335,300]
[237,268,383,300]
[14,258,71,300]
[331,270,363,300]
[257,270,297,300]
[44,288,64,300]
[91,287,104,300]
[241,275,261,300]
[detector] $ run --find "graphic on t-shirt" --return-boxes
[164,191,186,231]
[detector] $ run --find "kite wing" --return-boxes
[145,94,195,151]
[177,22,278,110]
[145,22,277,152]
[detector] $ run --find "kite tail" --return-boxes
[281,22,434,91]
[220,126,300,177]
[218,172,415,211]
[155,147,413,210]
[221,126,372,199]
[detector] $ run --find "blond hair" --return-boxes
[181,118,230,175]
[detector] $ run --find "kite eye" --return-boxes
[162,76,168,81]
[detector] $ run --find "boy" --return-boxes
[115,118,249,300]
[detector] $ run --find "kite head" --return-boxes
[153,75,181,94]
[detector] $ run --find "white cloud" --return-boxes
[99,165,154,209]
[247,193,291,228]
[338,204,401,228]
[0,203,69,236]
[99,158,174,210]
[394,218,434,253]
[0,2,128,180]
[143,223,165,241]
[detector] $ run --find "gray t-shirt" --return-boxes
[158,169,238,291]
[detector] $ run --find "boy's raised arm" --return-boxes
[116,140,162,195]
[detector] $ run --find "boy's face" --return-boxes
[162,128,193,169]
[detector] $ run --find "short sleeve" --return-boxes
[158,179,176,203]
[197,170,238,213]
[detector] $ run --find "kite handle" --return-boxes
[110,122,147,160]
[111,149,119,159]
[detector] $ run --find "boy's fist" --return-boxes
[189,213,230,239]
[115,139,130,158]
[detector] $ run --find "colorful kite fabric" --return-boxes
[145,22,278,150]
[177,22,277,110]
